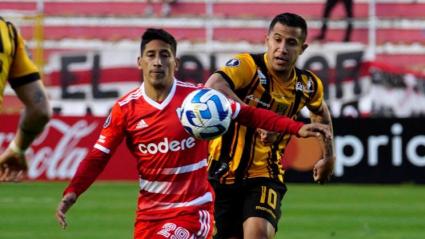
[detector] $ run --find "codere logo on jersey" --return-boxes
[138,137,196,154]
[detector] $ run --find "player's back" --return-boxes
[117,80,213,220]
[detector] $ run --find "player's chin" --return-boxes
[150,72,165,79]
[272,63,288,73]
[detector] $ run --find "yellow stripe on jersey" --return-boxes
[0,18,39,108]
[208,53,324,185]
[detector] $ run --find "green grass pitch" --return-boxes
[0,182,424,239]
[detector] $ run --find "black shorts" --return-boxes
[211,178,287,239]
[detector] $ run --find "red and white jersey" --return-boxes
[94,79,213,220]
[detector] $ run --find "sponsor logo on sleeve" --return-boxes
[103,113,112,128]
[225,58,240,67]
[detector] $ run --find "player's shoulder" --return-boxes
[116,86,143,107]
[295,67,324,96]
[0,18,17,31]
[296,67,322,83]
[224,53,256,67]
[0,17,8,26]
[175,80,201,94]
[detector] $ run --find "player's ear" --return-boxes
[137,56,143,70]
[300,43,308,55]
[174,58,180,72]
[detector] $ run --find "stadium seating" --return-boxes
[2,0,425,71]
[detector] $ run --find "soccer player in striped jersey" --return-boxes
[55,28,331,239]
[205,13,336,239]
[0,17,51,182]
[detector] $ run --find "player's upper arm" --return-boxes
[213,53,257,89]
[94,104,126,155]
[9,30,40,88]
[14,80,50,116]
[205,73,244,104]
[206,53,257,104]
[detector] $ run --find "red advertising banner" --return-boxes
[0,115,138,181]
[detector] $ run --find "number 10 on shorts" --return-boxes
[260,186,278,209]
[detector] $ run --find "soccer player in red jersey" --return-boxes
[55,28,330,239]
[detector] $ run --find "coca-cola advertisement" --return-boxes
[0,115,138,181]
[2,115,424,183]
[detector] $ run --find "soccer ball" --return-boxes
[178,88,232,140]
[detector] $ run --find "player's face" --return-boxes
[265,22,308,76]
[138,40,178,89]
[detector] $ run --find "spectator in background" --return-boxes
[145,0,177,17]
[315,0,354,42]
[0,17,52,182]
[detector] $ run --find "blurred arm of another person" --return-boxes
[0,80,51,182]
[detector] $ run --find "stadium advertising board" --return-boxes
[0,115,137,181]
[285,118,425,184]
[0,115,424,183]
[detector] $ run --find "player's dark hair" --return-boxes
[268,12,308,42]
[140,28,177,55]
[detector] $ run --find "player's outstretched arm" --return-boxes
[233,103,330,138]
[56,192,77,229]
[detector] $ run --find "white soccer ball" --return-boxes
[178,88,232,140]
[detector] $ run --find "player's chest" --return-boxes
[126,106,187,141]
[246,82,308,114]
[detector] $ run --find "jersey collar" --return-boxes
[140,78,177,110]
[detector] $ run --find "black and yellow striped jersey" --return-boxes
[208,53,324,185]
[0,17,40,108]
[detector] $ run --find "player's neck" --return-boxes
[271,68,293,84]
[144,83,173,102]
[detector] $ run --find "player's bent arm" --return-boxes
[309,100,335,159]
[205,73,245,104]
[13,80,52,151]
[310,100,335,183]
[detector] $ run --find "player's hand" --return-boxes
[56,192,77,229]
[0,148,28,182]
[313,157,335,184]
[313,129,334,184]
[257,128,280,145]
[297,123,332,140]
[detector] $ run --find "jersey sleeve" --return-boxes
[231,101,304,136]
[216,53,257,90]
[8,24,40,89]
[306,71,325,114]
[93,103,126,155]
[63,103,126,197]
